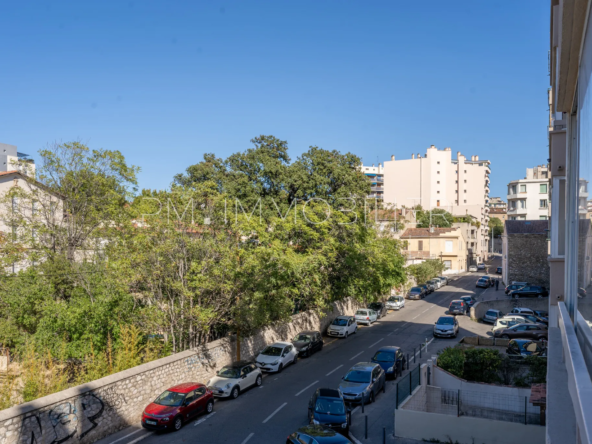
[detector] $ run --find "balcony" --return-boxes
[371,186,384,192]
[367,193,383,200]
[507,207,527,215]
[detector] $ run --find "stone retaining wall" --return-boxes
[0,297,363,444]
[470,298,549,321]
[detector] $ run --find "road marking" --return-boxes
[241,433,255,444]
[324,338,338,346]
[326,364,343,376]
[263,402,287,423]
[368,338,384,348]
[127,433,153,444]
[350,351,364,361]
[411,307,432,320]
[295,380,319,397]
[194,412,216,426]
[108,429,143,444]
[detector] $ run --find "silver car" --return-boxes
[433,316,459,338]
[385,296,405,310]
[338,362,386,405]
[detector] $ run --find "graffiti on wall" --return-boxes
[184,346,226,371]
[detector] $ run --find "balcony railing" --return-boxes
[371,186,384,192]
[558,302,592,443]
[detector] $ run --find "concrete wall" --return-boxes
[470,298,549,321]
[395,409,546,444]
[0,298,362,444]
[507,233,550,287]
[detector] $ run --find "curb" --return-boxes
[348,431,363,444]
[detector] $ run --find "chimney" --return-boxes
[457,151,461,158]
[412,154,415,159]
[445,147,451,151]
[417,153,421,158]
[431,145,435,149]
[372,164,375,167]
[391,155,395,161]
[475,155,479,161]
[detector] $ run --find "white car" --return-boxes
[477,263,486,270]
[327,316,357,338]
[510,307,535,316]
[207,361,262,399]
[355,309,378,325]
[385,296,405,310]
[469,265,478,272]
[493,315,535,332]
[255,342,298,373]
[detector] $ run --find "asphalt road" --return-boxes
[98,272,498,444]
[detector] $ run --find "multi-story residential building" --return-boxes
[546,2,592,442]
[400,226,468,274]
[0,142,35,175]
[360,163,384,200]
[506,166,550,220]
[489,196,507,210]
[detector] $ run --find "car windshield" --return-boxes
[372,351,395,362]
[217,367,240,379]
[410,287,421,292]
[293,334,312,342]
[154,390,186,407]
[368,303,381,310]
[486,310,498,317]
[387,297,396,302]
[343,370,371,383]
[437,317,454,325]
[356,310,368,316]
[332,318,348,326]
[315,398,346,415]
[261,346,283,356]
[451,302,462,307]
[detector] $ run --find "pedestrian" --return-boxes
[396,355,404,378]
[495,279,499,291]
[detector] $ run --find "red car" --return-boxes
[142,383,214,432]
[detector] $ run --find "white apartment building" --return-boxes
[361,163,384,200]
[506,166,550,220]
[0,142,35,175]
[489,196,507,210]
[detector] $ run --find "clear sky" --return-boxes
[0,1,550,199]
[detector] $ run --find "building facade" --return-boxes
[361,163,384,200]
[0,143,34,175]
[506,166,550,220]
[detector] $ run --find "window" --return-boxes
[437,171,440,174]
[443,260,452,269]
[437,161,440,164]
[520,184,527,193]
[455,200,458,204]
[437,181,440,184]
[418,240,423,251]
[510,201,516,209]
[540,184,548,193]
[464,190,467,193]
[445,240,453,252]
[464,200,467,203]
[464,180,467,183]
[455,190,458,193]
[520,200,526,209]
[540,216,548,220]
[540,199,548,208]
[437,191,440,194]
[464,170,467,173]
[32,201,37,216]
[437,200,440,206]
[11,197,18,212]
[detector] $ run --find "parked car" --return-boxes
[255,342,298,372]
[292,331,324,357]
[433,316,459,338]
[308,388,351,435]
[425,282,437,293]
[476,277,490,289]
[327,316,358,338]
[207,361,262,399]
[496,267,502,274]
[494,323,548,340]
[510,307,535,316]
[448,300,468,315]
[355,309,378,325]
[480,276,494,286]
[420,283,432,295]
[534,310,549,318]
[428,278,442,289]
[505,283,527,295]
[371,346,405,379]
[142,383,214,431]
[339,362,386,405]
[469,265,478,272]
[385,296,405,310]
[482,309,504,324]
[509,285,549,299]
[287,425,353,444]
[492,316,535,333]
[477,263,486,270]
[437,276,449,285]
[367,302,388,319]
[506,339,547,358]
[459,295,476,309]
[406,287,424,300]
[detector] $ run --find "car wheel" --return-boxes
[231,386,240,399]
[255,375,262,386]
[173,415,183,431]
[278,363,284,373]
[369,392,375,404]
[206,400,214,414]
[293,355,298,365]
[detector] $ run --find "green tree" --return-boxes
[414,206,453,228]
[489,217,504,237]
[407,259,446,284]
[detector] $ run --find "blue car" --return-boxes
[370,346,405,379]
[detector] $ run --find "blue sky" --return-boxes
[0,1,550,199]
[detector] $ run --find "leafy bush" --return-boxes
[437,347,465,378]
[463,348,502,384]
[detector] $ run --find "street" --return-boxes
[98,269,502,444]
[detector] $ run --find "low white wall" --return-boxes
[395,409,545,444]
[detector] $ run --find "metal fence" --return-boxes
[396,364,421,408]
[402,386,543,425]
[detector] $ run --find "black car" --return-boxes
[534,310,549,318]
[496,267,502,274]
[459,295,476,309]
[406,287,424,300]
[292,331,324,357]
[371,346,405,379]
[509,285,549,299]
[367,302,388,319]
[505,283,527,295]
[287,425,353,444]
[308,388,351,435]
[420,284,431,296]
[506,339,547,358]
[448,300,467,315]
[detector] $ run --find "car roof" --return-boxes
[376,346,400,352]
[317,388,342,398]
[168,382,203,393]
[225,360,255,369]
[269,341,291,347]
[438,315,455,321]
[450,299,463,303]
[487,309,501,313]
[350,362,378,371]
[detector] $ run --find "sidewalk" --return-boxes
[347,340,452,444]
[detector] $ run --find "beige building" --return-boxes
[400,227,468,274]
